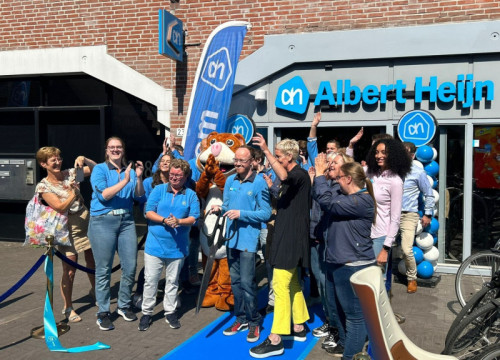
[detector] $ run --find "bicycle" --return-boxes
[455,238,500,307]
[471,343,500,360]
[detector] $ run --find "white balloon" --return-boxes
[415,221,423,235]
[432,148,438,161]
[426,175,435,188]
[424,246,439,262]
[398,260,407,275]
[430,259,438,271]
[415,232,434,251]
[413,160,423,168]
[432,189,439,204]
[433,206,438,218]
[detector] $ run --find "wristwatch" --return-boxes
[383,245,391,252]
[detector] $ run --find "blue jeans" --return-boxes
[326,263,370,360]
[88,212,137,314]
[372,236,392,293]
[310,240,328,320]
[227,248,261,326]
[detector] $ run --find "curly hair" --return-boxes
[365,138,411,179]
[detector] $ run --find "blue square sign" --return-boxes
[159,10,184,62]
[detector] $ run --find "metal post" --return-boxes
[31,235,70,339]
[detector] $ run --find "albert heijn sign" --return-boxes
[275,74,494,114]
[159,9,184,62]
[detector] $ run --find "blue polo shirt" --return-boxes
[90,162,146,216]
[222,171,271,252]
[145,183,200,258]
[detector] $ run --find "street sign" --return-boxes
[159,10,184,62]
[397,110,437,147]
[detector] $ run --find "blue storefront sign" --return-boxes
[226,114,255,144]
[274,74,494,114]
[397,110,437,147]
[158,9,184,62]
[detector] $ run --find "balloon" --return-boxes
[433,189,439,204]
[417,261,434,279]
[424,246,439,262]
[415,221,423,235]
[416,232,434,251]
[426,175,435,188]
[416,145,434,163]
[424,161,439,177]
[430,259,438,271]
[433,206,439,218]
[424,218,440,235]
[413,246,424,264]
[413,160,423,168]
[432,147,438,161]
[433,234,438,245]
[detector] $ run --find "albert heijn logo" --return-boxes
[201,47,233,92]
[397,110,437,147]
[275,76,310,114]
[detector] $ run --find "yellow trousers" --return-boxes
[271,267,310,335]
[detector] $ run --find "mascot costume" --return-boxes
[196,131,245,311]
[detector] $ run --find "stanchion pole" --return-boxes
[31,235,70,339]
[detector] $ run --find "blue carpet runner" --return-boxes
[160,285,324,360]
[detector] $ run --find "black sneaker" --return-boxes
[223,320,249,335]
[249,338,284,358]
[247,325,260,343]
[117,307,137,321]
[322,328,339,349]
[96,312,115,331]
[282,326,307,342]
[312,321,330,337]
[325,343,344,357]
[138,314,152,331]
[165,312,181,329]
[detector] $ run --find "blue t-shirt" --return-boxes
[222,172,272,252]
[145,183,200,258]
[90,162,146,216]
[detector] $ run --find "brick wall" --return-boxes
[1,0,499,133]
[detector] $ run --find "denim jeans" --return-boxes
[310,240,328,320]
[326,263,370,360]
[88,212,137,314]
[227,248,261,326]
[372,236,392,293]
[142,253,184,315]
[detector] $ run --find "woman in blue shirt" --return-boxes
[88,137,145,331]
[313,159,376,360]
[138,159,200,331]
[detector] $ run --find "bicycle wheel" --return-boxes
[446,286,500,344]
[443,302,500,358]
[456,251,500,307]
[471,343,500,360]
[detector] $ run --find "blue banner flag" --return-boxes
[182,21,250,160]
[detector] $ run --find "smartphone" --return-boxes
[76,167,85,182]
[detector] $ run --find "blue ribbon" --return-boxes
[43,251,110,353]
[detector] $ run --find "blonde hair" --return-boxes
[335,152,354,165]
[105,136,127,167]
[340,162,377,225]
[36,146,61,165]
[276,138,299,161]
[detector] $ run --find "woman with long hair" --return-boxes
[313,160,377,359]
[365,138,411,283]
[35,146,96,322]
[88,136,145,331]
[144,153,172,197]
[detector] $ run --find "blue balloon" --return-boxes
[433,234,438,245]
[417,261,434,279]
[424,161,439,177]
[432,178,438,189]
[424,218,440,235]
[413,246,424,264]
[416,145,434,163]
[418,210,424,218]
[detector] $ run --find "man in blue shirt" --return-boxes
[401,142,435,294]
[214,145,271,344]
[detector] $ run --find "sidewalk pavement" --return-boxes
[0,241,460,359]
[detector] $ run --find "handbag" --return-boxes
[24,193,71,247]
